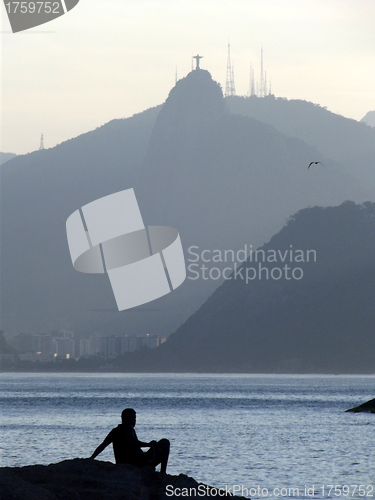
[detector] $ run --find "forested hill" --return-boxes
[1,69,373,341]
[124,201,375,374]
[227,96,375,187]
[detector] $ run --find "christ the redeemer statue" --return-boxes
[193,54,203,70]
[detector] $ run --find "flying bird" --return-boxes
[308,161,324,169]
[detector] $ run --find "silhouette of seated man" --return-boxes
[90,408,170,473]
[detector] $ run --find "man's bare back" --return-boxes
[90,408,170,473]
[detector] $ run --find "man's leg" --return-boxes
[157,439,170,473]
[149,439,170,473]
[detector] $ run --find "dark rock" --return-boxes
[0,459,243,499]
[345,398,375,413]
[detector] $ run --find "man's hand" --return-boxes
[149,440,157,447]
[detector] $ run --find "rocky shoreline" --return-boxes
[0,458,243,499]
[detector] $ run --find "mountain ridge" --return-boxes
[226,95,375,187]
[360,110,375,128]
[1,70,373,341]
[114,201,375,374]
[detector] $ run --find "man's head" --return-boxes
[121,408,136,426]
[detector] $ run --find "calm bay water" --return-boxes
[0,373,374,499]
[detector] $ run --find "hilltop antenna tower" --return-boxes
[264,71,267,96]
[39,133,44,150]
[248,63,256,96]
[259,47,265,97]
[248,64,251,96]
[225,43,235,97]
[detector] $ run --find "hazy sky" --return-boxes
[1,0,374,154]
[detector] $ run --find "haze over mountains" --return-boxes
[0,152,17,166]
[1,106,161,335]
[133,201,375,374]
[361,111,375,128]
[1,69,375,343]
[227,98,375,184]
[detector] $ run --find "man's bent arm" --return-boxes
[124,425,154,448]
[90,431,113,459]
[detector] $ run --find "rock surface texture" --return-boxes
[346,398,375,413]
[0,459,240,499]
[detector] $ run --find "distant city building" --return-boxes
[16,333,34,353]
[98,334,161,359]
[141,335,159,349]
[60,329,74,339]
[77,332,101,358]
[19,352,39,362]
[34,334,54,355]
[108,336,121,358]
[78,338,92,357]
[90,332,100,355]
[54,337,75,359]
[10,330,162,362]
[128,336,142,353]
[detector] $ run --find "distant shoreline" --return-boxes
[2,368,375,376]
